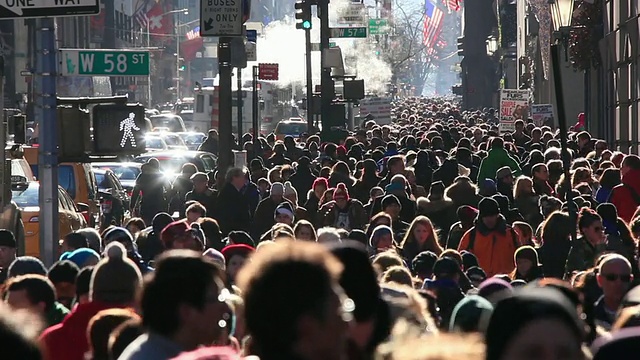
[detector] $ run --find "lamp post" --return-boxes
[486,36,498,56]
[146,8,188,107]
[549,0,578,249]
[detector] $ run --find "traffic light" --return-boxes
[295,1,312,30]
[58,106,91,162]
[9,114,26,144]
[92,104,146,156]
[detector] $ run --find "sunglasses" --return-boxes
[603,273,632,282]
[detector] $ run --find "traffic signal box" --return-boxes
[295,1,312,30]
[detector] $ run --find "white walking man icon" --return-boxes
[119,112,141,148]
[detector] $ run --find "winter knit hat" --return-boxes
[478,278,513,304]
[203,248,226,271]
[478,197,500,218]
[283,181,298,199]
[479,179,497,196]
[0,229,16,248]
[381,194,401,210]
[313,177,329,190]
[333,183,350,201]
[596,202,618,223]
[7,256,47,278]
[449,295,494,333]
[514,246,541,266]
[270,182,284,196]
[274,202,295,220]
[457,205,479,223]
[221,244,255,266]
[66,247,101,268]
[90,242,142,304]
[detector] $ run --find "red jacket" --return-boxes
[610,169,640,223]
[39,301,129,360]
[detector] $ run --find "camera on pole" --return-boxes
[295,0,312,30]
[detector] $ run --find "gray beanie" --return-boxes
[89,242,142,304]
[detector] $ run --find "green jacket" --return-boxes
[45,302,70,327]
[477,148,522,182]
[565,236,607,279]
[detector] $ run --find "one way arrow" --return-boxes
[3,0,88,16]
[204,18,214,31]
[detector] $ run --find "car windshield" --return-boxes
[12,183,39,208]
[181,133,205,145]
[163,135,184,147]
[146,137,164,149]
[150,115,185,132]
[276,122,307,136]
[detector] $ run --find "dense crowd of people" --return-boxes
[1,97,640,359]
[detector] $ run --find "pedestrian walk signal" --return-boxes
[92,104,146,156]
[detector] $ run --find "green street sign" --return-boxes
[330,27,367,38]
[369,19,389,35]
[59,49,150,76]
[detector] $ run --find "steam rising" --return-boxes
[252,0,392,95]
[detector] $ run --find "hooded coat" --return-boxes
[477,148,522,183]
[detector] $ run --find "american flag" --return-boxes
[134,0,153,29]
[186,26,201,40]
[444,0,460,12]
[423,0,444,49]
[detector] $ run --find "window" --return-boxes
[12,183,39,208]
[59,165,76,200]
[201,155,216,172]
[196,95,205,113]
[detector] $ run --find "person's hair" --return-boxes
[236,240,343,357]
[0,303,43,360]
[75,266,95,299]
[316,227,341,243]
[6,275,56,313]
[399,216,442,255]
[76,228,102,253]
[140,250,224,336]
[387,155,404,170]
[48,260,80,285]
[367,212,393,238]
[578,207,602,233]
[512,221,533,244]
[63,232,89,250]
[124,218,146,233]
[293,220,317,242]
[513,176,534,199]
[225,167,246,183]
[598,168,621,189]
[571,167,595,187]
[88,309,139,360]
[108,318,143,360]
[186,202,206,217]
[622,154,640,170]
[372,251,405,276]
[381,265,414,287]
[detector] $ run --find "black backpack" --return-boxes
[466,226,520,252]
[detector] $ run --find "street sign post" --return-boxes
[368,19,389,35]
[58,49,150,76]
[311,42,337,51]
[329,27,367,38]
[0,0,99,19]
[258,63,279,80]
[200,0,243,37]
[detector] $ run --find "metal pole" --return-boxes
[0,56,5,209]
[319,0,333,139]
[550,44,576,245]
[176,24,181,102]
[305,28,313,131]
[237,67,243,146]
[36,17,58,267]
[147,22,152,108]
[252,65,260,156]
[217,37,233,179]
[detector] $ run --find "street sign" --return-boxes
[311,42,337,51]
[58,49,150,76]
[368,19,389,35]
[330,27,367,38]
[258,63,279,80]
[92,104,146,156]
[0,0,99,19]
[246,29,257,42]
[337,3,365,24]
[245,42,257,61]
[200,0,243,37]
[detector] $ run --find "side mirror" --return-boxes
[76,203,90,212]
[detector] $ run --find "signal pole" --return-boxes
[318,0,333,139]
[295,0,314,131]
[218,38,233,180]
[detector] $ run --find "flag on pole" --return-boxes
[134,0,153,28]
[423,0,444,49]
[186,26,201,40]
[146,2,173,39]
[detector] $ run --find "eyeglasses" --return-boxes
[602,273,632,282]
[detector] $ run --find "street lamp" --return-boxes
[486,36,498,56]
[549,0,577,246]
[146,8,188,107]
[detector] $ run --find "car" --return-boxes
[145,135,169,152]
[93,169,130,230]
[134,150,218,177]
[274,119,308,141]
[149,114,187,132]
[12,182,88,258]
[177,132,206,151]
[158,133,189,151]
[91,162,142,194]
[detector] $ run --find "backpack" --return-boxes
[466,226,520,252]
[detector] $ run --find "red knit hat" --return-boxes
[161,221,191,248]
[221,244,255,264]
[333,183,350,201]
[313,177,329,190]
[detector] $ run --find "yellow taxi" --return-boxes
[11,181,88,258]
